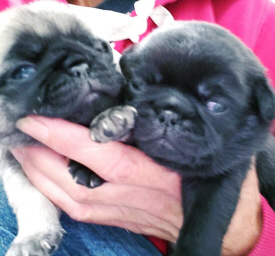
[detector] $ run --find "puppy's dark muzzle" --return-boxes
[22,39,123,121]
[36,36,120,87]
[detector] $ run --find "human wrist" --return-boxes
[221,169,262,256]
[222,202,262,256]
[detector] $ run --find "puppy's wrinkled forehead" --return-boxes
[0,2,92,72]
[123,21,266,99]
[139,23,258,76]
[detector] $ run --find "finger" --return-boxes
[15,116,181,193]
[11,146,96,199]
[11,146,182,225]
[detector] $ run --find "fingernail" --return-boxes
[16,116,49,142]
[10,148,24,164]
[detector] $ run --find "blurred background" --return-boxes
[67,0,137,13]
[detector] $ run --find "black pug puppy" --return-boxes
[89,21,275,256]
[0,2,124,255]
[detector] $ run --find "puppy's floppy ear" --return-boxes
[252,75,275,121]
[120,51,146,93]
[93,39,112,54]
[92,38,113,62]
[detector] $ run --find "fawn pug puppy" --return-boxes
[90,21,275,256]
[0,1,124,255]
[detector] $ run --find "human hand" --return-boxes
[11,116,262,255]
[12,116,183,243]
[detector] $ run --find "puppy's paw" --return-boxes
[6,228,65,256]
[90,105,137,143]
[69,160,105,188]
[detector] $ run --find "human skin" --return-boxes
[11,116,262,256]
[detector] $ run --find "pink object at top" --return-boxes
[0,0,67,11]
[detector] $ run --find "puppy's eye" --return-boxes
[12,65,36,80]
[207,101,227,113]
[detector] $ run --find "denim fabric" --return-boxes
[0,182,162,256]
[97,0,136,13]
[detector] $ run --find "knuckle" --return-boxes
[67,209,84,222]
[68,186,89,204]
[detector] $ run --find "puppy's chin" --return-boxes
[136,139,212,168]
[41,92,118,125]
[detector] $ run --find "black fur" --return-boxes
[118,22,275,256]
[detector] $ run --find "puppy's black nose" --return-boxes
[159,110,179,126]
[69,63,89,78]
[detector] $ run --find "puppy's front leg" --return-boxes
[174,167,248,256]
[70,105,137,188]
[2,155,64,256]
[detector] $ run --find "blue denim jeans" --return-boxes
[0,182,162,256]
